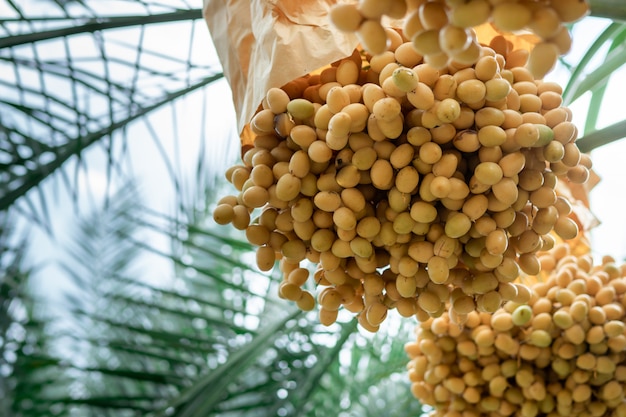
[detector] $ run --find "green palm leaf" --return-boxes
[0,212,69,417]
[562,21,626,151]
[0,0,228,221]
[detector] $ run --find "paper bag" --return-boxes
[202,0,545,143]
[203,0,360,146]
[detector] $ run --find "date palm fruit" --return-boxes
[330,0,590,78]
[214,29,591,332]
[406,246,626,417]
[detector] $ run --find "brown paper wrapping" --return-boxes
[203,0,359,143]
[202,0,546,143]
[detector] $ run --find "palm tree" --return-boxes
[0,0,625,416]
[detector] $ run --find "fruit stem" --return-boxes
[576,119,626,153]
[589,0,626,21]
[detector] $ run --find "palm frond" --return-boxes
[42,180,280,415]
[299,322,424,417]
[0,212,69,417]
[563,20,626,151]
[0,0,230,222]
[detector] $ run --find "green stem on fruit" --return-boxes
[576,119,626,153]
[589,0,626,22]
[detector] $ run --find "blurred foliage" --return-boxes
[0,183,422,416]
[0,213,70,417]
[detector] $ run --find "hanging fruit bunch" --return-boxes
[405,242,626,417]
[211,0,593,331]
[329,0,588,79]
